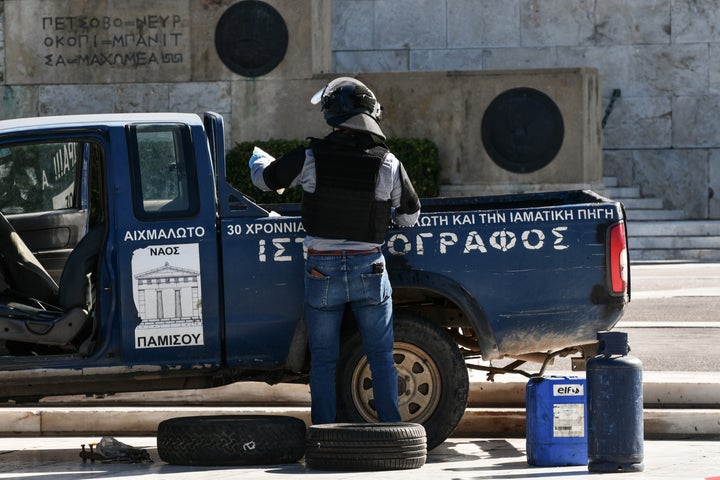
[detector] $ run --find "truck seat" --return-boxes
[0,225,104,347]
[0,212,59,305]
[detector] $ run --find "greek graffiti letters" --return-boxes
[439,232,458,254]
[416,233,433,255]
[489,230,517,252]
[248,225,574,262]
[54,143,77,180]
[42,170,51,190]
[255,237,305,262]
[149,246,180,256]
[388,226,569,257]
[239,221,581,262]
[510,209,575,223]
[230,207,608,263]
[418,215,449,227]
[135,15,179,29]
[124,226,205,242]
[259,239,267,262]
[453,213,475,225]
[552,226,569,250]
[578,208,615,220]
[136,332,202,348]
[463,231,487,254]
[522,229,545,250]
[39,12,187,71]
[241,222,304,235]
[272,238,292,262]
[477,211,507,224]
[387,233,412,256]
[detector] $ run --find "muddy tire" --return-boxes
[157,415,306,466]
[305,422,426,471]
[336,312,469,450]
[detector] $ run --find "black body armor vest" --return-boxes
[302,132,392,244]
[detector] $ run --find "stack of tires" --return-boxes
[156,415,306,467]
[305,422,426,471]
[157,415,426,471]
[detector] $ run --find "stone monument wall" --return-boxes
[1,0,718,218]
[330,0,720,219]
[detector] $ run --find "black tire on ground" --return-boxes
[156,415,306,466]
[305,422,427,471]
[336,312,469,451]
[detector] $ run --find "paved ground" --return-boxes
[618,262,720,372]
[1,436,719,479]
[536,261,720,372]
[2,263,718,478]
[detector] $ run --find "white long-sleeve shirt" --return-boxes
[249,142,420,251]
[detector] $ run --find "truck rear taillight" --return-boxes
[608,222,628,294]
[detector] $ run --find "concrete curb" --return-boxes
[2,406,718,438]
[15,371,720,409]
[1,372,717,437]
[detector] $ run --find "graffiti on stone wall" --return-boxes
[4,0,191,84]
[41,14,185,68]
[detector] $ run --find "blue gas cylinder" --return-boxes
[526,375,587,466]
[587,331,644,473]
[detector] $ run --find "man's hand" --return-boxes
[248,146,275,169]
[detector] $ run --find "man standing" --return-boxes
[249,77,421,424]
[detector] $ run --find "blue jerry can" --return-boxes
[526,375,588,466]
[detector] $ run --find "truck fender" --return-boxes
[284,270,501,371]
[390,269,500,359]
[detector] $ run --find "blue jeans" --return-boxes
[304,251,401,424]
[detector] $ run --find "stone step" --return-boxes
[631,248,720,262]
[626,221,720,262]
[603,176,618,188]
[626,209,685,221]
[628,220,720,236]
[604,186,641,198]
[620,197,664,210]
[629,235,720,250]
[602,177,720,262]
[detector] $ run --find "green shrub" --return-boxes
[386,138,440,198]
[225,137,440,204]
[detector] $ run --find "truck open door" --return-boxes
[0,138,93,281]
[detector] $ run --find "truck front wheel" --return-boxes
[336,312,469,450]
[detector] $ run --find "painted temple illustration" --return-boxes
[133,259,205,349]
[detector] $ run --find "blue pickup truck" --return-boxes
[0,112,629,449]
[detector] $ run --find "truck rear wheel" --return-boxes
[156,415,306,466]
[336,312,469,450]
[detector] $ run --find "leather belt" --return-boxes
[308,247,380,256]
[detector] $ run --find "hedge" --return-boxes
[225,137,440,204]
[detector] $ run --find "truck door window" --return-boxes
[0,141,81,215]
[129,124,199,219]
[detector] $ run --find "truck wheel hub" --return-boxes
[350,342,442,424]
